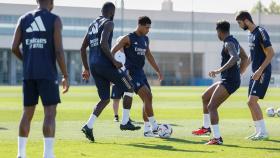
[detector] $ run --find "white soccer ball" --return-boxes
[158,124,173,138]
[114,51,126,70]
[276,108,280,117]
[266,107,275,117]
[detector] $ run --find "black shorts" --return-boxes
[221,79,240,95]
[90,65,133,100]
[23,79,61,106]
[248,72,271,99]
[111,84,124,99]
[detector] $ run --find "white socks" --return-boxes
[148,116,158,130]
[17,136,27,158]
[121,109,130,125]
[254,120,261,133]
[144,122,151,132]
[17,137,55,158]
[86,114,97,129]
[255,119,267,134]
[203,114,210,128]
[211,124,221,138]
[43,137,55,158]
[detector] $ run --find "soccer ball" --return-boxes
[158,124,172,138]
[276,108,280,117]
[266,107,275,117]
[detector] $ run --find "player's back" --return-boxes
[87,16,113,67]
[20,8,58,80]
[124,32,149,71]
[221,35,240,81]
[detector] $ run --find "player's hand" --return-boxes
[252,69,262,80]
[82,69,90,81]
[113,60,123,69]
[208,70,220,78]
[157,71,164,81]
[62,76,69,94]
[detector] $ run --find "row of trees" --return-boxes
[251,0,280,14]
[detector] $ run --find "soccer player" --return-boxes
[192,20,248,145]
[111,16,163,137]
[236,11,275,140]
[80,2,140,142]
[11,0,69,157]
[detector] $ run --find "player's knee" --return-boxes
[207,104,216,112]
[44,110,56,120]
[101,99,110,105]
[22,112,33,122]
[202,94,208,103]
[247,100,256,107]
[146,91,153,102]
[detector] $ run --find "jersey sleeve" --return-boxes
[259,27,272,48]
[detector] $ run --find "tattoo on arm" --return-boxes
[219,41,239,72]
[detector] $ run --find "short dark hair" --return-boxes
[235,11,253,23]
[216,20,230,33]
[37,0,53,4]
[102,2,115,13]
[138,16,151,25]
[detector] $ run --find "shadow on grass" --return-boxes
[266,139,280,144]
[125,143,214,153]
[223,144,280,151]
[0,127,8,130]
[95,138,214,153]
[162,137,207,145]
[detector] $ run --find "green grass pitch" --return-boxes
[0,86,279,158]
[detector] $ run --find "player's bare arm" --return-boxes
[209,41,239,78]
[80,33,90,80]
[111,35,130,55]
[100,21,122,69]
[145,47,163,81]
[252,45,275,80]
[11,19,23,61]
[239,46,249,75]
[54,16,69,93]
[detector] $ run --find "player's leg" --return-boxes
[142,107,153,137]
[39,79,61,158]
[107,69,140,130]
[43,105,57,158]
[248,95,268,140]
[192,81,221,136]
[206,84,230,145]
[113,99,120,121]
[82,67,111,142]
[111,84,122,122]
[246,73,270,140]
[137,84,159,133]
[18,106,36,158]
[17,80,39,158]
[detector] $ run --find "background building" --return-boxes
[0,2,279,86]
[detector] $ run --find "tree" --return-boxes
[251,0,280,14]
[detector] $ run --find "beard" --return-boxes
[110,15,114,20]
[242,25,248,31]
